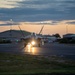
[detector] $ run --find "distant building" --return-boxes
[43,35,57,43]
[63,34,75,40]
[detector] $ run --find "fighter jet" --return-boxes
[23,25,44,47]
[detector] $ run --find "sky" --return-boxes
[0,0,75,36]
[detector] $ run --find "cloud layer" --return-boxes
[0,0,75,22]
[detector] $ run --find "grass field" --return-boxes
[0,52,75,75]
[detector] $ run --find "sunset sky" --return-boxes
[0,0,75,36]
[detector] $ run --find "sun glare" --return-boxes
[31,41,36,45]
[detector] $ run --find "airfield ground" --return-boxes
[0,52,75,75]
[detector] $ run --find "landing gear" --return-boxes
[38,43,41,47]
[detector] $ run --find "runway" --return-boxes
[0,42,75,60]
[24,43,75,60]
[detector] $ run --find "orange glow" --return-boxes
[31,47,35,54]
[25,46,37,55]
[0,20,75,37]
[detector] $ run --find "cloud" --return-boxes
[34,20,59,25]
[0,21,20,26]
[67,21,75,25]
[18,0,75,11]
[0,0,75,22]
[0,0,25,8]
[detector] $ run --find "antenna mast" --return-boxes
[10,19,13,37]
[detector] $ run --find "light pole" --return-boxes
[66,24,68,34]
[10,19,13,37]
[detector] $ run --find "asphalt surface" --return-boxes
[24,43,75,60]
[0,42,75,60]
[0,42,24,54]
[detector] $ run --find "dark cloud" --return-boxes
[67,21,75,25]
[0,0,75,22]
[0,22,20,26]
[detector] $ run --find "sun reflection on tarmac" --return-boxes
[31,47,35,54]
[25,44,37,55]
